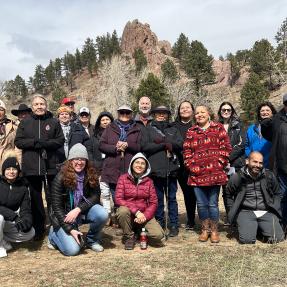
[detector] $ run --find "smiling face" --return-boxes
[71,158,86,173]
[132,158,147,176]
[179,102,193,121]
[4,167,18,182]
[195,106,210,127]
[154,111,169,122]
[100,116,112,129]
[259,105,272,120]
[246,152,263,177]
[118,110,132,122]
[32,97,47,116]
[220,104,232,121]
[139,97,151,115]
[58,112,71,125]
[79,112,90,125]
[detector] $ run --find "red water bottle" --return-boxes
[140,228,148,250]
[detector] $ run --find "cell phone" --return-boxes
[78,234,85,248]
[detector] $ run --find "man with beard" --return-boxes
[226,151,284,244]
[134,96,153,128]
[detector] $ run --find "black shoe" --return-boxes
[125,237,136,250]
[169,226,179,237]
[34,232,45,241]
[185,222,195,231]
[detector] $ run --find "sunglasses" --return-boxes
[221,108,232,113]
[119,110,132,115]
[65,103,74,107]
[80,113,89,117]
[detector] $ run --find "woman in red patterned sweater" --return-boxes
[183,105,231,243]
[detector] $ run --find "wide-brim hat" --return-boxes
[11,104,32,116]
[117,104,133,112]
[151,105,171,114]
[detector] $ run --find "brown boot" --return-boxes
[199,219,210,242]
[210,220,220,243]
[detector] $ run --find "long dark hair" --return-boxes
[175,100,195,122]
[217,101,238,123]
[256,101,277,121]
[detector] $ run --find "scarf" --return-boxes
[116,120,134,141]
[73,171,85,208]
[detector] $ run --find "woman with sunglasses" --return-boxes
[217,102,245,217]
[99,105,141,221]
[48,143,108,256]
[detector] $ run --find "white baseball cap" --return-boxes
[79,107,90,114]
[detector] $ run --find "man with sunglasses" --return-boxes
[61,97,78,122]
[261,94,287,230]
[78,107,94,137]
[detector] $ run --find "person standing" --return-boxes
[61,97,77,122]
[11,103,32,124]
[172,100,196,230]
[183,105,231,243]
[15,94,64,240]
[78,107,94,137]
[134,96,153,128]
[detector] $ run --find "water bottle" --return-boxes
[140,228,148,250]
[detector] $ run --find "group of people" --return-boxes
[0,92,287,257]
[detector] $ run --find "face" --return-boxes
[154,111,169,122]
[0,108,5,120]
[32,97,47,116]
[71,158,86,173]
[100,116,111,129]
[260,105,272,119]
[132,158,147,175]
[65,102,75,112]
[179,102,193,120]
[79,113,90,125]
[18,111,30,121]
[118,110,132,122]
[58,112,71,125]
[139,97,151,115]
[220,104,232,120]
[247,153,263,176]
[4,167,18,181]
[195,106,210,126]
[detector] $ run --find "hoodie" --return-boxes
[115,153,158,221]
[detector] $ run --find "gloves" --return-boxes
[154,137,165,144]
[165,143,173,152]
[34,139,48,149]
[15,217,32,233]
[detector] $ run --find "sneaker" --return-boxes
[88,242,104,252]
[3,240,13,252]
[0,247,7,258]
[47,238,56,250]
[169,226,179,237]
[124,237,136,250]
[185,223,195,231]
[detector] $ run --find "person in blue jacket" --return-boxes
[245,102,277,168]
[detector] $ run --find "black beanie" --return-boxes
[2,157,20,175]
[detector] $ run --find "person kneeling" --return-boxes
[115,153,165,250]
[48,143,108,256]
[0,155,35,258]
[226,151,284,244]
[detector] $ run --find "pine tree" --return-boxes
[226,53,240,86]
[183,40,215,95]
[45,60,56,87]
[133,48,147,74]
[75,48,82,73]
[240,73,269,122]
[33,65,47,94]
[134,73,171,108]
[50,85,68,112]
[110,30,121,55]
[13,75,28,99]
[63,52,76,75]
[275,18,287,62]
[54,58,62,80]
[161,58,178,82]
[82,38,97,76]
[172,33,190,62]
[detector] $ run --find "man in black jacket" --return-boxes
[226,152,284,244]
[15,94,64,240]
[261,93,287,227]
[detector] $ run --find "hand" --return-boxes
[165,143,173,152]
[134,211,146,224]
[15,217,31,233]
[116,141,128,151]
[70,229,83,245]
[64,207,81,223]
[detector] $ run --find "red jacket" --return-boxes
[183,121,232,186]
[115,173,158,221]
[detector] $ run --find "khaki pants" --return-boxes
[116,206,165,246]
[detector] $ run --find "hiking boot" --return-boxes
[124,237,136,250]
[210,220,220,243]
[199,219,210,242]
[169,226,179,237]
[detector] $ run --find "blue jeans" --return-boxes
[278,171,287,226]
[49,204,108,256]
[153,177,178,228]
[194,186,220,221]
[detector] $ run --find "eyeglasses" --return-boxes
[119,110,132,115]
[80,113,89,117]
[221,108,232,113]
[72,158,86,162]
[65,103,74,107]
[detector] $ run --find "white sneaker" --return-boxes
[88,242,104,252]
[3,240,12,252]
[0,247,7,258]
[47,238,56,250]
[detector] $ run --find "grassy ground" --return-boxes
[1,192,287,287]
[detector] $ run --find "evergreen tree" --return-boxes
[82,38,97,76]
[110,30,121,55]
[161,58,178,82]
[133,48,147,74]
[54,58,62,80]
[50,85,68,112]
[226,53,240,86]
[240,73,269,122]
[13,75,28,99]
[63,52,76,75]
[183,40,215,95]
[3,80,15,100]
[33,64,47,94]
[75,48,82,73]
[275,17,287,62]
[134,73,171,108]
[172,33,190,62]
[45,60,56,87]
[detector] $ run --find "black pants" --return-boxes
[178,171,196,226]
[236,210,284,244]
[26,175,55,236]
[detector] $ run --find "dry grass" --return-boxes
[1,192,287,287]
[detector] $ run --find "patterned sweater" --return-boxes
[183,121,232,186]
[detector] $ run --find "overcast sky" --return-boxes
[0,0,286,81]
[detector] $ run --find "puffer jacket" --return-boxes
[49,171,100,234]
[115,153,157,221]
[0,176,32,229]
